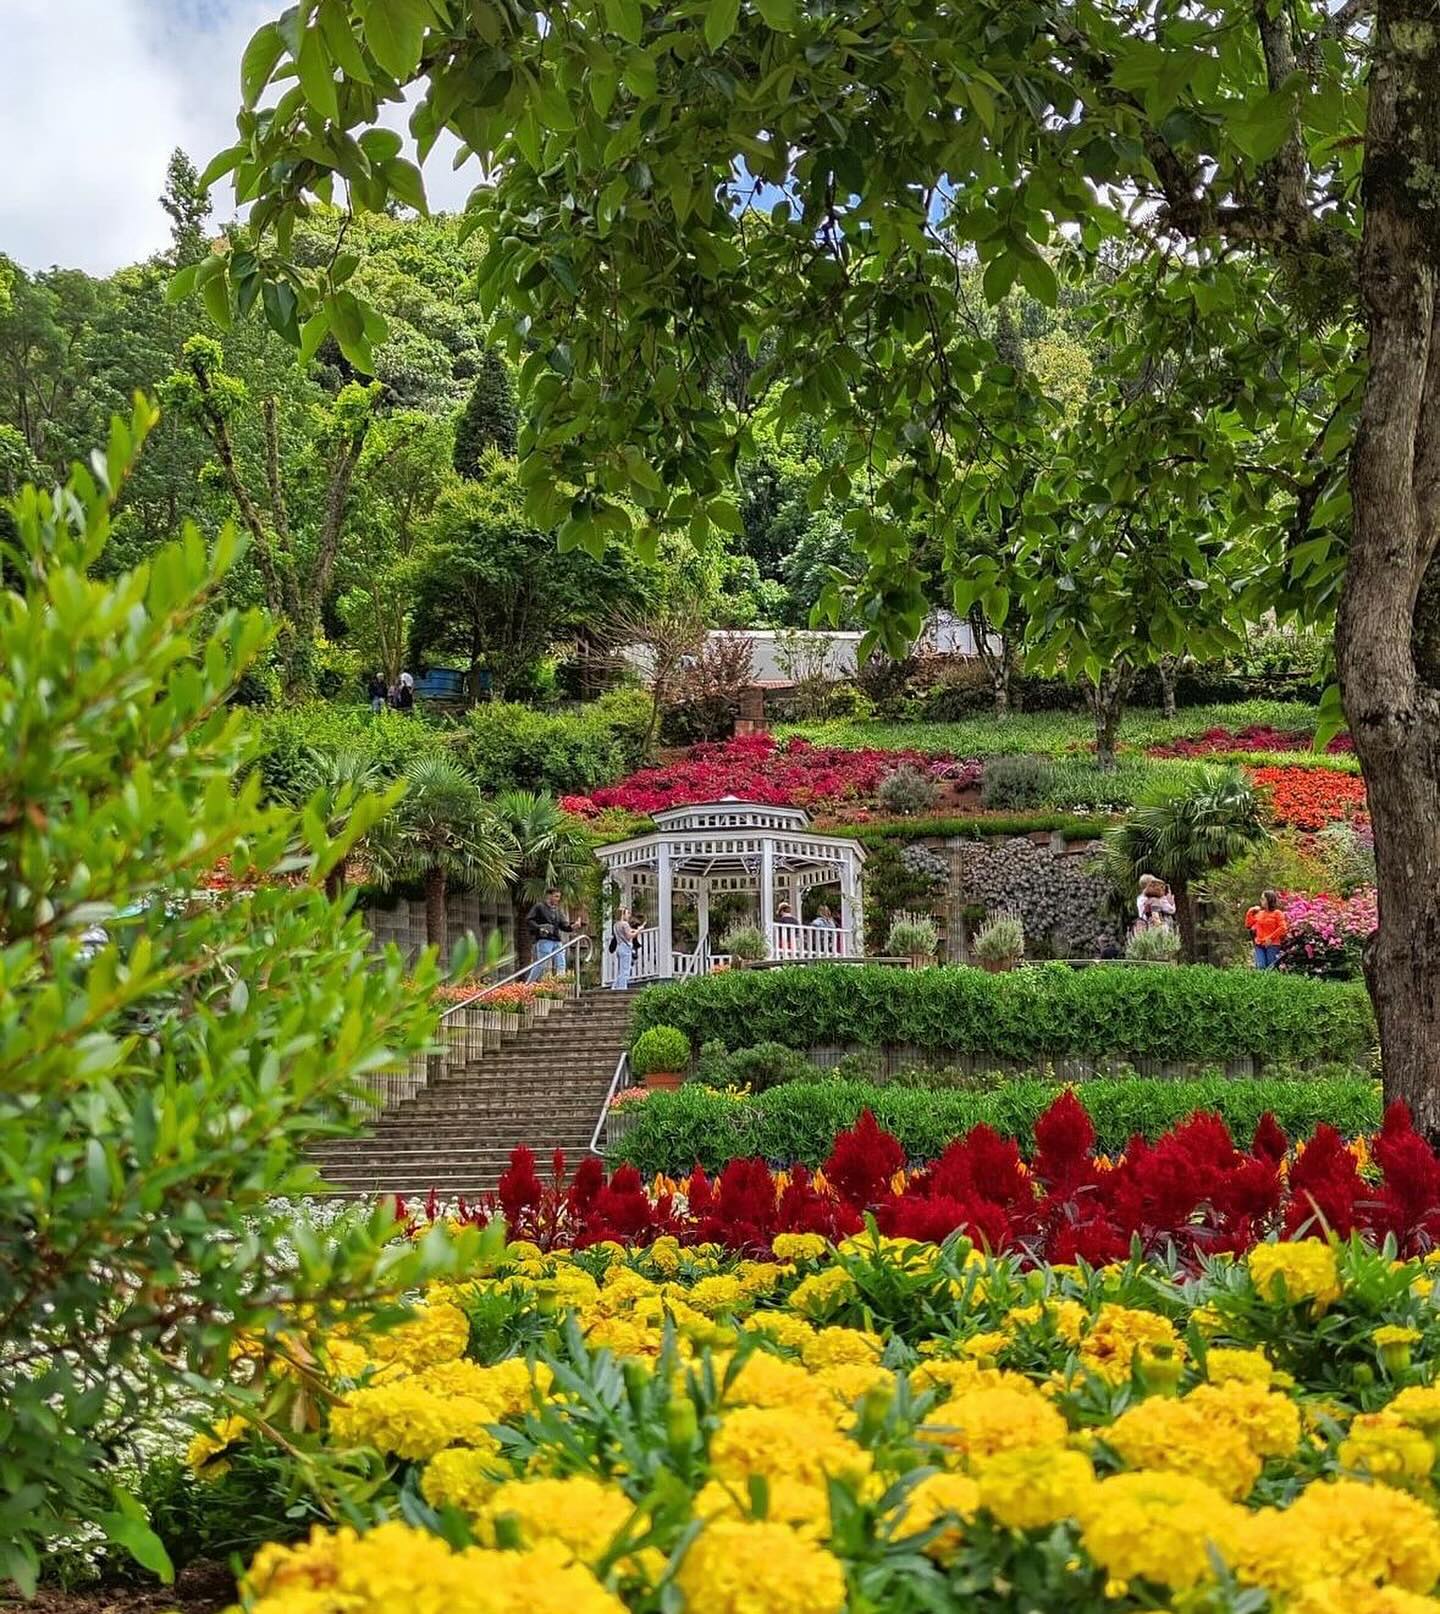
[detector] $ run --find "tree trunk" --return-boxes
[1159,657,1178,722]
[511,890,534,968]
[1173,878,1197,964]
[325,856,348,903]
[991,656,1011,719]
[425,866,448,955]
[1337,0,1440,1137]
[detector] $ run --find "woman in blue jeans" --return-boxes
[610,908,643,990]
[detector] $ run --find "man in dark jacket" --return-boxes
[526,886,579,980]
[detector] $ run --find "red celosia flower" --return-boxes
[824,1109,905,1207]
[1252,1112,1290,1165]
[1032,1089,1098,1195]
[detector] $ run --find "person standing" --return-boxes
[610,907,644,990]
[390,671,416,714]
[810,903,839,955]
[527,886,578,980]
[1245,890,1289,969]
[367,671,388,714]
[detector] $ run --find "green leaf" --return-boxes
[297,26,339,122]
[262,280,302,345]
[981,254,1018,305]
[360,0,426,79]
[319,0,374,83]
[1016,252,1058,308]
[384,157,429,212]
[705,0,741,51]
[165,263,202,306]
[241,21,285,108]
[198,145,244,191]
[603,0,644,45]
[754,0,796,25]
[299,307,331,363]
[201,273,233,331]
[99,1512,174,1583]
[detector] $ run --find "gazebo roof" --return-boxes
[650,796,810,832]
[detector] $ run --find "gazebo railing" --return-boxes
[770,921,852,960]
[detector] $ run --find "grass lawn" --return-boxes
[782,698,1327,759]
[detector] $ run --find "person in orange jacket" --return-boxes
[1245,890,1289,969]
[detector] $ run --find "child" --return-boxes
[1245,890,1289,969]
[1137,876,1176,928]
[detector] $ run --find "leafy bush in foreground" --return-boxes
[610,1074,1381,1174]
[632,962,1374,1065]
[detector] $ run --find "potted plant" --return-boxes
[971,912,1025,973]
[887,910,940,969]
[1124,925,1181,964]
[631,1024,691,1090]
[722,924,769,968]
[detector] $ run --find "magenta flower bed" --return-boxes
[562,734,980,818]
[1277,888,1378,980]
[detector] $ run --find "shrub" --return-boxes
[886,911,939,960]
[692,1041,818,1092]
[630,1025,691,1077]
[876,762,940,815]
[980,753,1054,809]
[972,913,1025,967]
[255,703,450,799]
[631,961,1375,1064]
[1316,820,1377,896]
[611,1073,1381,1174]
[1126,925,1181,963]
[453,700,631,795]
[721,924,769,964]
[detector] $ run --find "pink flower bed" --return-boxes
[562,734,979,818]
[1276,889,1378,980]
[1149,724,1354,758]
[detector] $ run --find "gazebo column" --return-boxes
[840,858,857,958]
[760,838,775,952]
[696,879,710,965]
[657,839,673,978]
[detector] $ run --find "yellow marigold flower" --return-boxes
[1077,1305,1184,1386]
[910,1359,1028,1397]
[322,1337,370,1380]
[477,1476,637,1566]
[645,1236,682,1276]
[1186,1380,1301,1461]
[898,1472,981,1561]
[975,1446,1096,1532]
[1236,1480,1440,1594]
[1077,1472,1246,1592]
[1288,1582,1440,1614]
[1375,1324,1422,1372]
[813,1362,895,1411]
[329,1383,496,1460]
[584,1316,667,1358]
[789,1267,857,1322]
[1391,1386,1440,1434]
[1248,1241,1343,1309]
[744,1312,817,1355]
[734,1261,786,1297]
[686,1276,751,1317]
[421,1357,549,1415]
[1339,1412,1436,1489]
[723,1351,834,1419]
[366,1301,470,1370]
[1105,1397,1260,1500]
[421,1443,508,1515]
[802,1326,884,1370]
[958,1331,1008,1364]
[241,1523,627,1614]
[1002,1299,1086,1345]
[772,1233,828,1262]
[694,1477,832,1542]
[598,1268,660,1312]
[1189,1302,1226,1337]
[186,1414,249,1478]
[921,1386,1068,1466]
[506,1240,544,1262]
[1204,1347,1275,1386]
[677,1520,845,1614]
[710,1406,872,1490]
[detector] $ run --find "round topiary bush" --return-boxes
[631,1024,691,1077]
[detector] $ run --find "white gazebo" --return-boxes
[595,798,867,983]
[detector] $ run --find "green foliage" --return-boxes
[980,754,1054,810]
[971,913,1026,967]
[1125,926,1181,963]
[255,703,450,798]
[454,694,645,795]
[629,1024,690,1078]
[493,789,594,914]
[1198,835,1331,966]
[453,346,519,474]
[613,1074,1382,1176]
[874,762,940,816]
[850,814,1114,848]
[691,1039,817,1092]
[631,962,1375,1065]
[784,703,1326,760]
[370,756,515,921]
[720,924,769,964]
[885,911,939,960]
[0,404,476,1591]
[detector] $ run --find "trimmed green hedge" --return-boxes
[847,814,1114,846]
[631,964,1375,1065]
[612,1075,1381,1175]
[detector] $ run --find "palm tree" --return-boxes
[1101,766,1269,962]
[374,757,516,954]
[493,789,594,966]
[287,747,386,899]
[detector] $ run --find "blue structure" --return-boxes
[413,667,485,701]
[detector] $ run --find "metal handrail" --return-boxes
[680,930,710,977]
[438,932,593,1020]
[590,1047,632,1156]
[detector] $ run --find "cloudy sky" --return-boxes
[0,0,473,275]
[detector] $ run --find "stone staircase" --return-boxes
[309,988,635,1198]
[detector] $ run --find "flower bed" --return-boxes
[1249,764,1370,829]
[1150,723,1354,757]
[562,733,980,819]
[189,1198,1440,1614]
[1277,889,1378,980]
